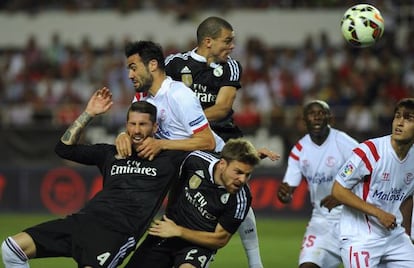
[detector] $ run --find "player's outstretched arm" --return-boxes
[61,87,113,145]
[148,215,232,250]
[256,147,280,161]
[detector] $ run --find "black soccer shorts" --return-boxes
[25,213,136,267]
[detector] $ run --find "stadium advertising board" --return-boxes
[0,165,311,217]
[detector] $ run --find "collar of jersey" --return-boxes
[190,48,221,69]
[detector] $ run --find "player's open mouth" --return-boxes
[132,136,143,143]
[394,128,402,134]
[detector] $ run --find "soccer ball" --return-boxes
[341,4,385,48]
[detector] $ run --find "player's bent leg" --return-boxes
[1,235,33,268]
[237,207,263,268]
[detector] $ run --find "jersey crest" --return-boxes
[180,66,193,87]
[189,175,202,189]
[213,66,223,77]
[220,193,230,204]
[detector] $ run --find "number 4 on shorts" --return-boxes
[97,252,111,266]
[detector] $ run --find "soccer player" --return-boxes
[124,138,261,268]
[165,16,242,142]
[117,38,263,267]
[332,98,414,267]
[1,88,185,268]
[116,40,225,160]
[164,16,263,268]
[277,100,358,268]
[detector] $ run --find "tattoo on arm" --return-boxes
[61,112,93,145]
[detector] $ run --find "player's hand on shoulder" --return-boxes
[115,132,132,158]
[320,195,341,212]
[277,182,292,203]
[137,137,163,161]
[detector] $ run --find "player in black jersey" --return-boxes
[165,16,242,143]
[125,139,261,268]
[165,16,263,268]
[1,88,185,268]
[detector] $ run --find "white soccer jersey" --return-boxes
[283,128,358,221]
[335,135,414,239]
[133,77,225,152]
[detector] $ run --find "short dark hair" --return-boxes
[124,40,165,70]
[220,138,260,166]
[303,100,331,116]
[127,101,157,123]
[196,16,233,44]
[394,98,414,114]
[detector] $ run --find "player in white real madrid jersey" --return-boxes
[125,138,265,268]
[277,100,358,268]
[164,16,264,268]
[332,98,414,268]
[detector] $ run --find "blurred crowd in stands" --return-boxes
[2,0,412,13]
[0,0,413,146]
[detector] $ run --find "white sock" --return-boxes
[1,237,29,268]
[238,207,263,268]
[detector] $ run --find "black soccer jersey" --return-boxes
[165,49,243,140]
[55,141,184,239]
[166,150,251,235]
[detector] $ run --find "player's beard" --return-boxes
[135,75,153,93]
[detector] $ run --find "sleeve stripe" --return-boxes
[190,150,217,162]
[164,52,187,65]
[353,147,373,173]
[363,140,380,162]
[289,152,299,161]
[362,175,372,201]
[192,123,209,133]
[228,59,240,81]
[235,188,248,219]
[295,142,303,151]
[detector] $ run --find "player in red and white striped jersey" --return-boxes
[332,98,414,268]
[277,100,358,268]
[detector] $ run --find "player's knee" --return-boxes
[1,237,29,266]
[178,263,196,268]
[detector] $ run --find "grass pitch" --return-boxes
[0,214,307,267]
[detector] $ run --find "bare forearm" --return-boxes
[332,182,382,218]
[160,137,215,151]
[177,226,229,250]
[204,105,230,121]
[61,112,94,145]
